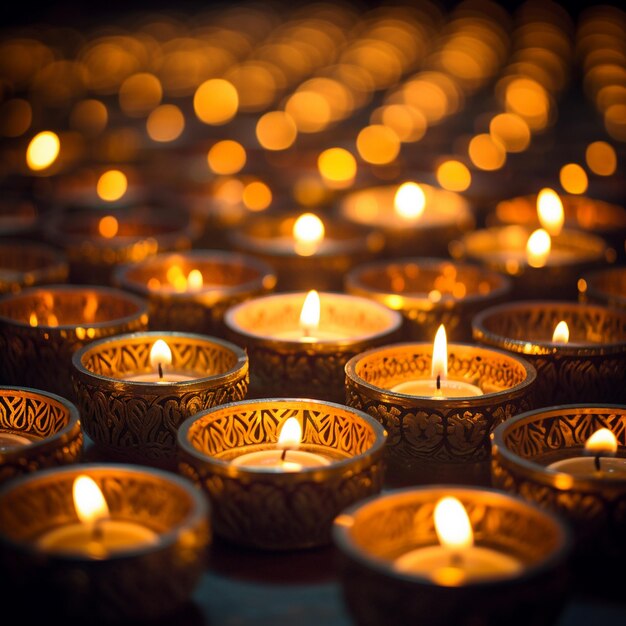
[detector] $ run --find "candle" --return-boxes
[231,417,331,471]
[0,431,38,452]
[390,325,483,398]
[37,475,158,557]
[394,496,522,585]
[124,339,199,382]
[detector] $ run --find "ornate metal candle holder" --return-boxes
[332,486,571,626]
[337,182,475,258]
[491,405,626,574]
[472,301,626,405]
[344,342,536,486]
[0,285,149,401]
[452,225,610,300]
[345,258,512,342]
[72,331,249,464]
[227,211,385,291]
[0,386,82,484]
[0,239,68,294]
[177,398,386,550]
[579,266,626,310]
[42,205,201,284]
[224,291,403,402]
[113,249,277,334]
[0,463,210,623]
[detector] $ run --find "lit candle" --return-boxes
[147,265,213,293]
[394,496,522,585]
[546,428,626,477]
[37,475,158,557]
[231,416,331,471]
[390,325,484,398]
[124,339,198,382]
[552,320,569,343]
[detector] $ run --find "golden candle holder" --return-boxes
[332,486,571,626]
[0,386,82,484]
[0,285,149,401]
[579,266,626,310]
[345,258,512,342]
[472,301,626,405]
[0,463,210,623]
[452,225,610,300]
[72,331,249,464]
[177,397,386,550]
[227,211,385,291]
[491,405,626,581]
[344,342,536,486]
[223,291,403,402]
[0,239,68,294]
[113,249,277,334]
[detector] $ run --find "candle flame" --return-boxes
[149,339,173,371]
[278,417,302,449]
[73,475,109,525]
[47,313,59,327]
[585,428,618,455]
[187,269,203,290]
[83,293,99,323]
[431,324,448,379]
[434,496,473,550]
[98,215,119,238]
[299,289,320,337]
[293,213,325,256]
[26,131,60,171]
[29,312,38,327]
[526,228,551,268]
[394,182,426,220]
[537,188,564,236]
[552,320,569,343]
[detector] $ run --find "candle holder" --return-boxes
[0,463,210,623]
[0,285,149,401]
[223,291,403,402]
[472,301,626,405]
[345,258,512,342]
[226,211,385,291]
[452,225,610,300]
[0,386,82,484]
[491,404,626,584]
[72,331,249,465]
[332,486,571,626]
[42,205,201,285]
[0,239,68,294]
[177,397,386,550]
[113,249,277,334]
[337,182,475,258]
[579,266,626,310]
[344,342,536,486]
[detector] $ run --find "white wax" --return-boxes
[231,449,331,472]
[259,236,344,255]
[271,328,348,342]
[124,370,200,383]
[0,431,36,452]
[547,456,626,478]
[37,519,159,557]
[390,378,483,398]
[394,545,522,585]
[479,248,580,266]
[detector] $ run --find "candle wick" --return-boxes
[594,454,601,472]
[158,362,163,379]
[91,519,104,543]
[280,447,289,461]
[436,375,441,391]
[449,551,463,568]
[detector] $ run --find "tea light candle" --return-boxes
[394,496,522,585]
[124,339,199,382]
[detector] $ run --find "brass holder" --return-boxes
[332,486,571,626]
[0,463,210,623]
[226,212,385,291]
[344,342,536,486]
[223,291,403,403]
[0,386,82,484]
[72,331,249,464]
[177,397,386,550]
[579,266,626,310]
[472,301,626,405]
[113,249,277,334]
[491,405,626,584]
[0,285,149,401]
[0,239,68,294]
[345,257,512,342]
[337,183,475,258]
[42,205,201,285]
[452,225,610,300]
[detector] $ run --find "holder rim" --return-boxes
[581,266,626,306]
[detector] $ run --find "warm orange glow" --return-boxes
[119,73,162,117]
[436,160,471,192]
[504,77,550,130]
[207,140,246,175]
[70,99,107,135]
[242,181,272,211]
[489,113,531,153]
[193,78,239,125]
[187,269,203,290]
[585,428,618,455]
[83,293,98,323]
[552,321,570,343]
[285,90,331,133]
[431,324,448,380]
[434,496,473,550]
[29,312,38,327]
[98,215,119,238]
[585,141,617,176]
[26,131,60,171]
[96,170,127,202]
[356,124,400,165]
[256,111,297,151]
[278,417,303,449]
[378,104,427,143]
[317,147,357,189]
[394,182,425,220]
[299,290,320,337]
[604,104,626,141]
[537,188,564,236]
[526,229,551,268]
[293,213,325,256]
[468,134,506,171]
[73,475,109,525]
[0,98,32,137]
[559,163,588,195]
[149,339,173,372]
[146,104,185,142]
